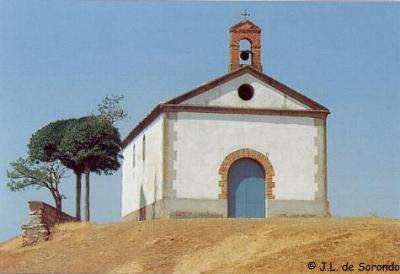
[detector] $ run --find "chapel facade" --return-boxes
[121,19,330,220]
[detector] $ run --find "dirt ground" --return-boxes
[0,217,399,273]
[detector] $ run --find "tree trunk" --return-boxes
[75,172,82,221]
[56,192,62,211]
[50,189,62,211]
[85,171,90,222]
[55,195,62,211]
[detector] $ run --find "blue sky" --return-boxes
[0,1,399,242]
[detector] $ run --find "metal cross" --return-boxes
[241,9,250,19]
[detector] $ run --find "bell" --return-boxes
[240,50,251,61]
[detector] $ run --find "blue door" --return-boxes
[228,158,265,218]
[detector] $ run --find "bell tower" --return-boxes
[228,19,262,72]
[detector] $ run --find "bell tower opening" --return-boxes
[228,19,262,72]
[239,39,252,65]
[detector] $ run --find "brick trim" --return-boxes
[218,148,275,200]
[163,104,329,118]
[229,19,261,33]
[165,66,329,111]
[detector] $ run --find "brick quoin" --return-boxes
[229,20,262,72]
[218,148,275,200]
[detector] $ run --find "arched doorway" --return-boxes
[228,158,265,218]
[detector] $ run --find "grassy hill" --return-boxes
[0,217,399,273]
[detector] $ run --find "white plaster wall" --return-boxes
[172,112,320,202]
[183,73,310,110]
[121,116,164,217]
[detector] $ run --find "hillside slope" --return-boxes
[0,218,399,273]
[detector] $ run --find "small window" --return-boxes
[142,135,146,161]
[132,144,135,167]
[238,83,254,101]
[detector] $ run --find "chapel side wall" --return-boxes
[121,115,164,219]
[170,112,328,217]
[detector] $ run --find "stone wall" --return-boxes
[21,201,76,246]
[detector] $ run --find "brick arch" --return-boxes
[218,148,275,199]
[239,37,253,45]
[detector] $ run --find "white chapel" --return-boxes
[121,19,330,220]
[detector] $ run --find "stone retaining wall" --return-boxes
[21,201,76,246]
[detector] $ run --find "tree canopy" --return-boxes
[28,118,76,163]
[60,116,122,176]
[97,95,128,125]
[6,158,66,210]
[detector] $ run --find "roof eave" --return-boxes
[166,65,330,112]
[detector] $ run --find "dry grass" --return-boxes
[0,217,399,273]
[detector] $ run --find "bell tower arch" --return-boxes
[229,19,262,72]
